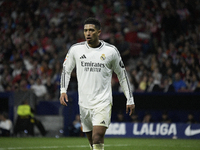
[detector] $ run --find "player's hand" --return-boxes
[126,104,135,116]
[60,93,68,106]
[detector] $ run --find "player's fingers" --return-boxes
[128,105,135,116]
[63,100,68,106]
[63,95,68,106]
[126,106,128,114]
[59,96,62,104]
[129,107,133,116]
[64,95,68,102]
[60,96,67,106]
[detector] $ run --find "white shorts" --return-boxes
[79,104,112,132]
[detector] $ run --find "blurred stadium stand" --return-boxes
[0,0,200,137]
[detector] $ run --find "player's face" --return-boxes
[84,24,101,47]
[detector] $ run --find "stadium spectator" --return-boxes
[0,66,13,92]
[152,67,162,85]
[188,74,199,92]
[160,58,174,76]
[45,75,55,100]
[146,75,161,92]
[173,72,187,92]
[184,69,192,87]
[0,81,4,92]
[31,78,47,101]
[142,112,154,123]
[137,75,148,92]
[53,33,66,52]
[0,112,13,137]
[160,111,171,123]
[136,61,148,84]
[116,34,131,65]
[130,112,140,123]
[186,113,197,124]
[129,69,139,90]
[194,82,200,92]
[12,59,24,78]
[115,111,126,123]
[161,77,175,93]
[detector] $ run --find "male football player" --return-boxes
[60,17,135,150]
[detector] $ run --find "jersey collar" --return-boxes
[86,40,104,50]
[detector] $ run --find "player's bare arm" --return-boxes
[126,104,135,116]
[60,93,68,106]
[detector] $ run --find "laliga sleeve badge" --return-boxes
[100,54,106,60]
[119,60,125,68]
[64,54,69,62]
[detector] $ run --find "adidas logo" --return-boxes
[100,120,105,124]
[80,54,86,59]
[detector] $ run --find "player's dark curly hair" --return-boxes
[84,17,101,30]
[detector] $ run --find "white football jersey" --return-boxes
[60,40,134,109]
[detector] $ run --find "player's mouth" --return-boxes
[86,37,91,41]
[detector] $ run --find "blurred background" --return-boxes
[0,0,200,138]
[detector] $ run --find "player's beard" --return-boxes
[86,38,95,46]
[86,35,99,47]
[87,39,92,44]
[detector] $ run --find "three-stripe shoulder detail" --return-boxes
[68,42,86,53]
[105,43,120,57]
[71,41,86,48]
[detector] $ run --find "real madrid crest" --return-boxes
[100,54,106,60]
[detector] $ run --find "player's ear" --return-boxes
[98,29,101,36]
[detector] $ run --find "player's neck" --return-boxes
[88,41,101,48]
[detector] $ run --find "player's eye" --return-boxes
[89,29,94,32]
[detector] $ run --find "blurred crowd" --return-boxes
[0,0,200,101]
[114,110,200,124]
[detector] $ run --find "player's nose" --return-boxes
[86,31,91,36]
